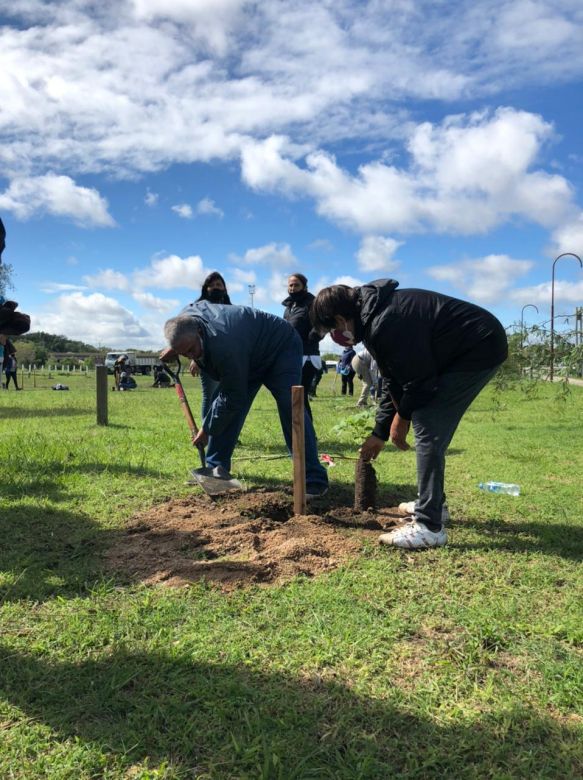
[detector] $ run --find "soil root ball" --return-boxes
[354,457,377,511]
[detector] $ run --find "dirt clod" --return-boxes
[105,488,405,591]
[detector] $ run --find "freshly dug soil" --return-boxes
[105,488,406,591]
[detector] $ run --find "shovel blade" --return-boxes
[189,466,243,496]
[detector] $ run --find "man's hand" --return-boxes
[189,360,200,377]
[159,347,177,364]
[193,429,208,448]
[360,434,385,461]
[390,413,411,451]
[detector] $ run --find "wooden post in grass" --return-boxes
[292,385,306,515]
[96,365,108,426]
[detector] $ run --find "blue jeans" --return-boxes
[205,342,329,492]
[201,372,220,422]
[412,366,500,532]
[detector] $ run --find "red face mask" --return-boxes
[330,329,355,347]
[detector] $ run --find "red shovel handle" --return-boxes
[162,359,206,467]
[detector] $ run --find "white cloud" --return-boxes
[171,203,193,219]
[196,197,224,218]
[312,274,366,294]
[356,235,402,272]
[0,174,115,227]
[2,1,583,192]
[240,109,577,236]
[131,0,247,55]
[39,282,87,294]
[145,189,158,206]
[83,254,209,293]
[132,291,180,312]
[231,242,297,269]
[227,267,256,293]
[427,254,534,303]
[132,253,207,290]
[510,279,583,307]
[551,214,583,257]
[333,274,366,288]
[31,292,157,349]
[84,269,130,291]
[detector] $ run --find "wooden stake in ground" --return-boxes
[354,456,377,511]
[291,385,306,515]
[96,365,108,426]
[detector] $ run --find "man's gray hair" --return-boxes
[164,315,200,347]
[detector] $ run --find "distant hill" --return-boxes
[23,332,102,353]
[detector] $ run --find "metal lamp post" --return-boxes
[550,253,582,381]
[520,304,539,350]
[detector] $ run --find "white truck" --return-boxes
[104,351,158,375]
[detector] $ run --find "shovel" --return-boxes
[161,359,243,496]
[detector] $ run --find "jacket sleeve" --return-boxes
[372,378,399,440]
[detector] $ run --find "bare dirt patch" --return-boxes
[105,487,406,590]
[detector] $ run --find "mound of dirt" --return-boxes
[105,488,405,590]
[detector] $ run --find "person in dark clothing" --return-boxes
[162,303,329,498]
[152,365,171,387]
[309,359,328,398]
[192,272,232,420]
[196,271,232,305]
[338,346,356,396]
[4,347,19,389]
[282,273,322,419]
[0,219,31,338]
[312,279,507,549]
[113,353,129,391]
[118,371,137,391]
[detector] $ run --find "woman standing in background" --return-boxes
[282,273,321,420]
[191,272,232,421]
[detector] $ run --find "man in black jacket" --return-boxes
[312,279,507,549]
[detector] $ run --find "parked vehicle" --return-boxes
[104,351,158,375]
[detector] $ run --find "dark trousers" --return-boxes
[5,371,18,389]
[205,342,328,493]
[341,372,354,396]
[301,360,318,420]
[412,367,500,532]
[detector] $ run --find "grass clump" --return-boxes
[0,372,582,778]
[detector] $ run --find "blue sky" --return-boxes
[1,0,583,351]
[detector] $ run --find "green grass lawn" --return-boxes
[1,371,582,779]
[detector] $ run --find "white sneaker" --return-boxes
[398,500,417,515]
[379,520,447,549]
[398,501,451,526]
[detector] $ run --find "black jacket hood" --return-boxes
[356,279,400,327]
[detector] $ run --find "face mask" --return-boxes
[330,329,355,347]
[207,289,227,303]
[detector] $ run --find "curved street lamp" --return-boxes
[520,304,539,350]
[550,253,582,381]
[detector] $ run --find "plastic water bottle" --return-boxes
[478,481,520,496]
